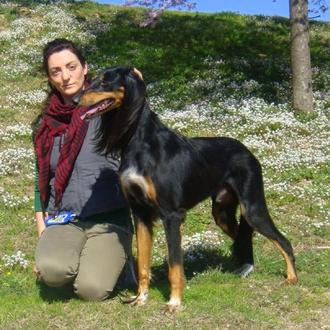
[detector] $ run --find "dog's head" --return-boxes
[78,65,146,119]
[77,65,147,153]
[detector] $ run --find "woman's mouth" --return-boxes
[63,84,75,89]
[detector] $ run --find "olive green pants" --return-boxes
[35,220,132,301]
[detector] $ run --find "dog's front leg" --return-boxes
[129,217,153,306]
[163,215,185,312]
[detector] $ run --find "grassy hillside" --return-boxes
[0,1,329,328]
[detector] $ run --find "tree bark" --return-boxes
[290,0,314,112]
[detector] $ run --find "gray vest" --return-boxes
[47,117,127,218]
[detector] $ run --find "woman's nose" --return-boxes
[61,69,71,80]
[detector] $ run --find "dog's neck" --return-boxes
[122,102,162,154]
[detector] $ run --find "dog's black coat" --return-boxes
[80,66,297,310]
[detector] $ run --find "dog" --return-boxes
[78,65,298,312]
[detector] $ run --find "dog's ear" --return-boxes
[122,66,147,104]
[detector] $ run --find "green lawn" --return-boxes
[0,1,329,328]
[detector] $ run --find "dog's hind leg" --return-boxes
[212,184,239,240]
[242,203,297,283]
[249,202,297,283]
[162,211,186,312]
[230,164,298,283]
[212,185,255,277]
[232,215,255,277]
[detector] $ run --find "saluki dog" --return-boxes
[78,66,298,312]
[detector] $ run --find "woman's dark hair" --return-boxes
[43,38,86,75]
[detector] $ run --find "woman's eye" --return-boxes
[69,65,77,71]
[50,71,60,76]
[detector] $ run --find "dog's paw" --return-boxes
[285,275,298,285]
[121,291,148,306]
[233,263,254,278]
[165,297,183,313]
[120,295,137,304]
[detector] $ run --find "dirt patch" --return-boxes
[0,14,9,31]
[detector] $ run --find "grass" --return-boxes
[0,1,329,328]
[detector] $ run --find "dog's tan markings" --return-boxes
[132,218,153,306]
[272,240,298,284]
[145,176,157,204]
[120,169,158,204]
[166,222,185,312]
[240,203,247,217]
[217,221,237,240]
[212,186,238,240]
[166,263,184,312]
[212,204,238,240]
[120,175,130,200]
[215,185,236,205]
[79,87,125,109]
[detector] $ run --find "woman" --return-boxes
[33,38,135,301]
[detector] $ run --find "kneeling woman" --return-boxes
[33,38,135,301]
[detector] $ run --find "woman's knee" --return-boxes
[74,278,115,301]
[36,258,77,287]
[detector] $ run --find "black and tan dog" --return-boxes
[78,66,298,312]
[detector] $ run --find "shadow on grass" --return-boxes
[148,248,237,302]
[36,280,130,303]
[36,280,75,303]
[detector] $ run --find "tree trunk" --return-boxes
[290,0,313,112]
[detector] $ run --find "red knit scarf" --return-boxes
[34,91,88,208]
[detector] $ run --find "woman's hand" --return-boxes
[35,211,47,238]
[133,68,143,80]
[33,264,41,279]
[34,211,47,279]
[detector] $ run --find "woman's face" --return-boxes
[47,49,87,102]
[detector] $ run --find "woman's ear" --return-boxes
[83,62,88,76]
[48,78,55,90]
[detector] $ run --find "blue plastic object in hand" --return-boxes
[45,211,76,227]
